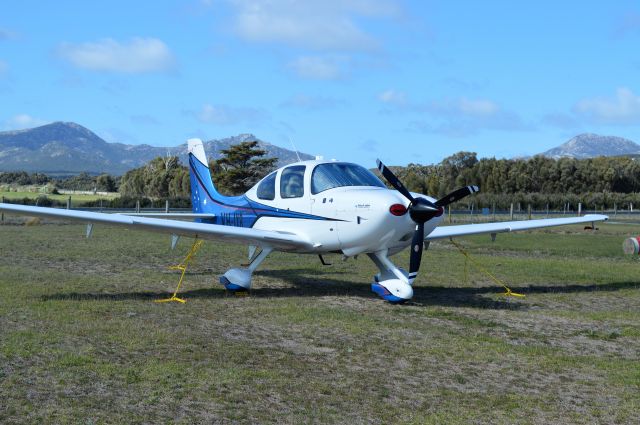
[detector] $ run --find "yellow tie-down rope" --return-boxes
[449,238,524,298]
[155,238,204,304]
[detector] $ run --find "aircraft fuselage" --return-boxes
[249,185,443,256]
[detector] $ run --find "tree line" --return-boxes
[4,144,640,211]
[0,171,117,192]
[1,141,275,203]
[389,152,640,210]
[117,141,277,199]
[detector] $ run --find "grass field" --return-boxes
[1,218,639,424]
[0,191,119,205]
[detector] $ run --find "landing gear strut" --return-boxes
[368,249,413,303]
[220,246,273,291]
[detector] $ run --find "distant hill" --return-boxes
[0,122,313,175]
[540,133,640,159]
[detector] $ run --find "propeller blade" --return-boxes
[434,185,479,208]
[408,222,425,284]
[376,159,415,202]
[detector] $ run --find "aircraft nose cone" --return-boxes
[409,197,439,223]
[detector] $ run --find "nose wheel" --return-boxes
[376,159,479,299]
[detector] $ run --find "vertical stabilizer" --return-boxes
[187,138,221,213]
[188,138,208,166]
[186,137,256,226]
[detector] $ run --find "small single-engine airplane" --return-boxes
[0,139,608,303]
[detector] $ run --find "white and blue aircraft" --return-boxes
[0,139,608,303]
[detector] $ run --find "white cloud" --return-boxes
[457,98,499,116]
[573,87,640,125]
[280,94,345,110]
[193,103,269,126]
[379,92,525,136]
[287,55,346,80]
[57,37,176,74]
[379,94,503,119]
[4,114,48,130]
[405,97,530,137]
[227,0,399,51]
[378,89,407,106]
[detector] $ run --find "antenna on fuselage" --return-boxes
[288,136,302,162]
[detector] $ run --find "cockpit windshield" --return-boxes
[311,162,386,194]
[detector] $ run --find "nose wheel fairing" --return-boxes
[371,280,413,304]
[367,250,414,303]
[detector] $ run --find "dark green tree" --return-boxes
[119,168,146,197]
[96,174,117,192]
[57,172,97,191]
[210,141,277,195]
[119,156,190,199]
[168,168,190,198]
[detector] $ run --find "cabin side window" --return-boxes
[256,172,276,200]
[280,165,306,199]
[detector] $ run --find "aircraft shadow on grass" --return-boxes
[40,266,640,311]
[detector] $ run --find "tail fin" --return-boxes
[187,138,256,227]
[188,138,223,213]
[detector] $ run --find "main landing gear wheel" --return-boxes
[220,247,272,292]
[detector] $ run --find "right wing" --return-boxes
[0,203,311,251]
[426,214,608,240]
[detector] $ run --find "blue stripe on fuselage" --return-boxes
[188,154,342,228]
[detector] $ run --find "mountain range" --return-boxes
[539,133,640,159]
[0,122,313,175]
[0,122,638,175]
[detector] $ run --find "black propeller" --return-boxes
[377,159,479,283]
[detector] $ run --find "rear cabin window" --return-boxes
[311,162,385,194]
[280,165,306,199]
[256,172,276,200]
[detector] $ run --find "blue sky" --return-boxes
[1,1,639,166]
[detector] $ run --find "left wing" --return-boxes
[426,214,608,240]
[0,203,311,251]
[117,213,213,219]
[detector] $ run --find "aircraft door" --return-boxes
[310,194,342,251]
[278,165,311,214]
[309,168,342,251]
